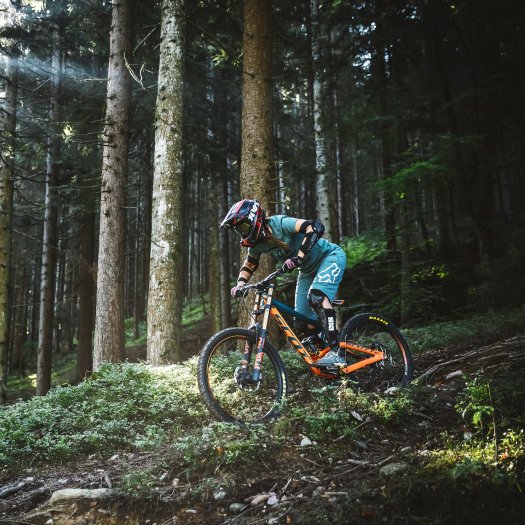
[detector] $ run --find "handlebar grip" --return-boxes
[234,287,249,298]
[234,269,283,297]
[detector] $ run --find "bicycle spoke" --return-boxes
[200,330,285,423]
[341,315,412,391]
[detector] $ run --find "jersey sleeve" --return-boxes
[279,216,299,235]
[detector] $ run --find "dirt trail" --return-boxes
[2,335,524,525]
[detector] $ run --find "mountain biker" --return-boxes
[220,199,347,367]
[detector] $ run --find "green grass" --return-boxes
[7,353,78,399]
[0,359,207,469]
[422,370,525,489]
[182,295,209,326]
[402,305,525,352]
[2,305,524,511]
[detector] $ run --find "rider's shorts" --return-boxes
[294,246,347,321]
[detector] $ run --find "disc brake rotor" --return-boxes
[234,366,261,392]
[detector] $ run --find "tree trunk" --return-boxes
[37,12,63,395]
[373,0,396,251]
[147,0,185,365]
[350,141,360,235]
[310,0,332,239]
[53,208,66,355]
[211,64,231,328]
[132,194,141,340]
[141,136,153,323]
[209,188,222,333]
[77,208,95,380]
[0,46,18,402]
[238,0,276,330]
[9,260,27,373]
[332,84,342,243]
[219,179,232,328]
[30,256,40,345]
[240,0,275,207]
[399,197,410,325]
[93,0,134,370]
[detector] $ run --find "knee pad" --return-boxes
[307,289,326,312]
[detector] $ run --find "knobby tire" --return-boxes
[197,327,288,424]
[340,313,413,391]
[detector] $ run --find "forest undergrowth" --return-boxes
[0,309,524,525]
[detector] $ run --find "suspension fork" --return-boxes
[240,292,262,372]
[250,282,275,383]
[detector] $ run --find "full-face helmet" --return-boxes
[220,199,266,247]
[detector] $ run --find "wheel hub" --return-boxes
[234,366,261,391]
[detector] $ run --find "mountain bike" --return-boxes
[197,269,413,424]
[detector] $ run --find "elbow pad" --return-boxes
[298,220,324,256]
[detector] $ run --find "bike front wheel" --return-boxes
[340,313,413,391]
[197,327,288,424]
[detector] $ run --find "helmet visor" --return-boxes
[233,219,251,237]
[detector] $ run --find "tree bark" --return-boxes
[240,0,275,207]
[212,65,232,328]
[372,0,396,251]
[93,0,134,370]
[238,0,276,330]
[209,189,222,333]
[310,0,332,240]
[218,190,232,328]
[9,259,27,373]
[0,45,18,402]
[147,0,185,365]
[77,208,95,380]
[37,11,63,395]
[399,197,410,325]
[140,135,153,326]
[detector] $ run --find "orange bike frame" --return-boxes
[252,286,385,379]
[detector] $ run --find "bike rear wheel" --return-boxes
[197,327,288,424]
[340,313,413,391]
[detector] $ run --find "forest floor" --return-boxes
[1,327,525,525]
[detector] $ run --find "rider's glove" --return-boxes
[231,284,246,298]
[282,256,302,273]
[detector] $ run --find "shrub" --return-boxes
[0,362,207,469]
[341,232,386,269]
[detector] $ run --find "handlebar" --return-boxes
[235,268,284,297]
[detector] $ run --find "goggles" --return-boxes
[233,219,251,237]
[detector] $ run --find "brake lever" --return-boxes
[235,269,283,298]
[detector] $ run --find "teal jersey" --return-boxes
[248,215,339,274]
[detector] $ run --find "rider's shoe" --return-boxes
[316,347,346,367]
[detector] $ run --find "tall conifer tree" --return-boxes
[0,4,20,401]
[147,0,185,365]
[93,0,134,370]
[36,1,64,394]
